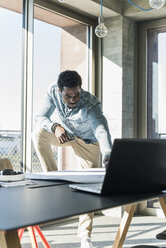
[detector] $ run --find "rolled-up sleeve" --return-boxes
[87,103,112,160]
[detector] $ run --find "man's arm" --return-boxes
[35,88,56,132]
[35,86,73,144]
[88,103,112,163]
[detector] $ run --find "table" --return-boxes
[0,182,166,248]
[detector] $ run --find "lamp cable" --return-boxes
[127,0,153,11]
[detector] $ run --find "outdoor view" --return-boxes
[0,5,61,171]
[0,2,89,171]
[0,5,22,170]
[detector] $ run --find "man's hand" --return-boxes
[103,157,109,169]
[54,125,70,144]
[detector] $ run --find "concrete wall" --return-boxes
[102,15,136,141]
[122,17,137,138]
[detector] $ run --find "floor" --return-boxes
[20,213,166,248]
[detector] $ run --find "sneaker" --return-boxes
[81,237,95,248]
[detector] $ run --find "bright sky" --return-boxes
[158,33,166,133]
[0,8,22,130]
[0,7,61,131]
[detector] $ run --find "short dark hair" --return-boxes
[57,70,82,91]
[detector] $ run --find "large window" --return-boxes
[147,27,166,139]
[32,5,90,171]
[138,19,166,215]
[0,1,92,172]
[138,19,166,139]
[0,2,22,170]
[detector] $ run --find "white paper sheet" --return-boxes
[25,168,105,183]
[0,179,36,187]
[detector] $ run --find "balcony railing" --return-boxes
[0,130,57,172]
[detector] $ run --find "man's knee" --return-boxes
[32,128,47,146]
[32,128,43,140]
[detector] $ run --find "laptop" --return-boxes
[69,138,166,195]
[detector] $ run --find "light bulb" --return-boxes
[149,0,165,9]
[95,16,108,38]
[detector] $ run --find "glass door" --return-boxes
[147,27,166,139]
[138,20,166,216]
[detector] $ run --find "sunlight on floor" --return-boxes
[20,214,166,248]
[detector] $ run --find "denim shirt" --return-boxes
[36,83,112,160]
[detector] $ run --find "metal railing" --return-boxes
[0,130,21,171]
[0,130,57,172]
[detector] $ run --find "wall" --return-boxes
[103,15,136,141]
[122,17,137,138]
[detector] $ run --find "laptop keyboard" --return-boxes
[70,183,103,193]
[79,183,102,190]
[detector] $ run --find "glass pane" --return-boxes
[0,1,22,170]
[146,26,166,211]
[32,5,89,171]
[102,59,122,141]
[147,27,166,139]
[158,32,166,136]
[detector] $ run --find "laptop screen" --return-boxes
[101,139,166,195]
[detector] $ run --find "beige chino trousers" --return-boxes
[32,128,100,239]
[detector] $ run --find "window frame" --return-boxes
[138,18,166,138]
[22,0,100,171]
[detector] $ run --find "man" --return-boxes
[32,70,112,248]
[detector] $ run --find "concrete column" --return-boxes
[103,16,137,141]
[122,17,137,138]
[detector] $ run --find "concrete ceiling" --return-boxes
[47,0,166,22]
